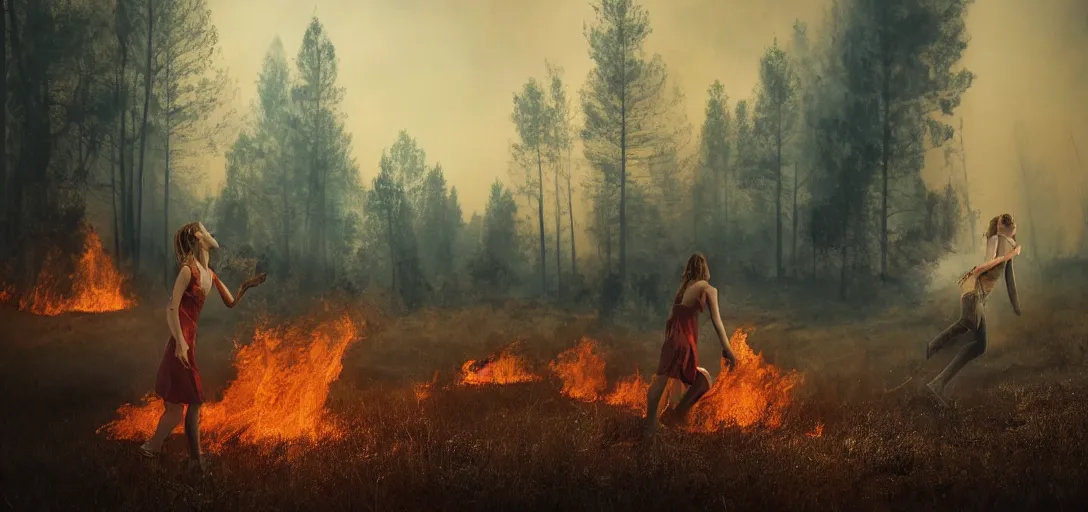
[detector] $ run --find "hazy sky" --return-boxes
[205,0,1088,254]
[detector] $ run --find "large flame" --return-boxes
[686,329,802,432]
[19,227,135,316]
[549,338,608,401]
[458,345,540,385]
[98,313,360,452]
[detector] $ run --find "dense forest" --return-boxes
[6,0,1060,320]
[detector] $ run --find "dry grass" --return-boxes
[1,286,1087,511]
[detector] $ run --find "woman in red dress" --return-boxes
[139,222,265,471]
[644,253,737,437]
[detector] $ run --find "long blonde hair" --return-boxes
[674,253,710,304]
[173,222,201,268]
[984,213,1016,240]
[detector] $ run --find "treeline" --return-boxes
[3,0,229,287]
[5,0,980,315]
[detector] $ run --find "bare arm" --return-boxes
[974,236,1021,275]
[1005,256,1022,315]
[212,271,266,309]
[166,266,192,366]
[705,286,735,359]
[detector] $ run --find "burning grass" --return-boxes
[98,312,361,452]
[687,329,804,432]
[15,227,135,316]
[457,344,541,385]
[549,338,608,401]
[5,294,1088,510]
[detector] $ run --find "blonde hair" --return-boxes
[173,222,201,268]
[674,253,711,304]
[984,213,1016,240]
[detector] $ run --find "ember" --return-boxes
[549,338,607,401]
[458,345,540,385]
[19,227,135,316]
[806,422,825,438]
[98,313,360,452]
[687,329,802,432]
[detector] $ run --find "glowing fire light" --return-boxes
[98,314,360,452]
[458,346,540,385]
[687,329,802,432]
[806,422,825,438]
[604,367,650,412]
[19,227,135,316]
[549,338,608,401]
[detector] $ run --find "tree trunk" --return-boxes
[113,65,123,261]
[1013,124,1040,264]
[536,147,546,298]
[792,162,799,277]
[692,168,700,247]
[554,159,562,298]
[958,118,975,251]
[135,0,154,270]
[618,30,628,295]
[775,102,783,280]
[164,42,172,285]
[386,210,396,293]
[118,40,129,264]
[880,63,891,281]
[567,149,577,280]
[811,208,816,278]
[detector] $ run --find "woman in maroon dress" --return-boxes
[139,222,265,471]
[644,253,737,437]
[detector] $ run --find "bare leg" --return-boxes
[671,368,712,422]
[184,403,203,463]
[142,401,184,454]
[925,322,969,360]
[928,312,987,401]
[643,374,669,436]
[926,293,978,359]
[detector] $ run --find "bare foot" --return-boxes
[926,381,950,408]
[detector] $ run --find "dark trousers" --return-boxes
[929,291,988,388]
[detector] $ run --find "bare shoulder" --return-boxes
[176,264,192,280]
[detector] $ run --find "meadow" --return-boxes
[1,280,1087,511]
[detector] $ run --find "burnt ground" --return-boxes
[1,286,1087,511]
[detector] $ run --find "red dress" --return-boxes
[154,262,211,405]
[655,300,702,385]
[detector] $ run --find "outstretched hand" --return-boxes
[722,350,737,372]
[242,272,267,291]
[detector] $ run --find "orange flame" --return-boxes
[98,313,360,452]
[687,329,802,432]
[604,367,650,412]
[549,338,608,401]
[806,422,825,438]
[414,372,438,403]
[19,228,135,316]
[458,346,540,385]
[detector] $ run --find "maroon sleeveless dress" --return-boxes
[154,261,212,404]
[654,300,703,385]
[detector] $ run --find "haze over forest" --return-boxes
[202,0,1088,246]
[4,0,1088,315]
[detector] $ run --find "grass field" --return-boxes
[1,282,1087,511]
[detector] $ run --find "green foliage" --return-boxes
[471,180,521,293]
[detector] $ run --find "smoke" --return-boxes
[200,0,1085,261]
